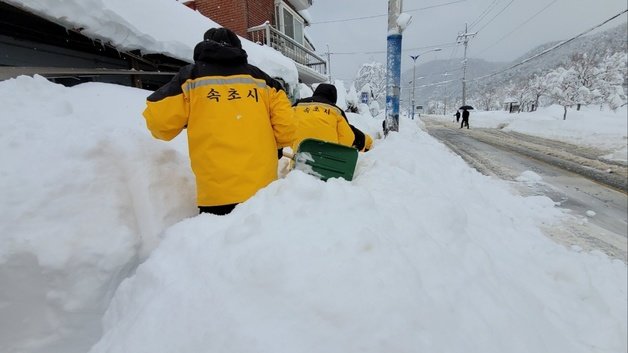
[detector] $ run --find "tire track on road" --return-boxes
[422,117,627,261]
[425,118,628,192]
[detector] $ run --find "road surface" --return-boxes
[421,116,628,262]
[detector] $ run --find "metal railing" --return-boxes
[247,22,326,76]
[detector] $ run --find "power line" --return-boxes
[471,9,628,81]
[477,0,558,54]
[310,13,383,25]
[473,0,516,35]
[417,9,628,89]
[328,42,457,55]
[472,9,628,81]
[468,0,501,30]
[309,0,466,25]
[443,34,462,80]
[410,0,467,12]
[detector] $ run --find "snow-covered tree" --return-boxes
[477,86,499,111]
[501,81,520,112]
[545,67,581,120]
[593,51,627,110]
[525,75,548,111]
[514,80,533,112]
[353,62,386,106]
[427,100,441,114]
[568,53,601,110]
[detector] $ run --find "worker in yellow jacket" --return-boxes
[292,83,372,153]
[143,28,295,215]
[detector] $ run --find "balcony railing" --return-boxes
[247,22,326,77]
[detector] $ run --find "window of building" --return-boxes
[278,3,304,45]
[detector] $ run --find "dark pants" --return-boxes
[199,203,237,215]
[460,117,469,129]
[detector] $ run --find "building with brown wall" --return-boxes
[192,0,275,39]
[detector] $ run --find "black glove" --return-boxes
[349,124,366,151]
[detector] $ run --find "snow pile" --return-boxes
[0,76,196,353]
[298,83,314,101]
[516,170,544,185]
[334,80,349,111]
[90,119,626,353]
[0,76,626,353]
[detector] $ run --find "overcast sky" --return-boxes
[305,0,627,83]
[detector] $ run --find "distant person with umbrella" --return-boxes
[459,105,472,129]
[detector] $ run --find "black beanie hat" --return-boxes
[312,83,337,104]
[203,27,242,49]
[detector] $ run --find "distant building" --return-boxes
[503,98,520,113]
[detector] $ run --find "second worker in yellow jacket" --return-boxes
[292,83,372,153]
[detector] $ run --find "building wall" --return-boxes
[194,0,247,35]
[193,0,276,39]
[246,0,276,29]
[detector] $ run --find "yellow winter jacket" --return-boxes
[363,133,373,151]
[292,102,355,151]
[143,40,295,207]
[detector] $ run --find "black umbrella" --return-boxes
[459,105,474,110]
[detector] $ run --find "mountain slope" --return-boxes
[405,22,627,105]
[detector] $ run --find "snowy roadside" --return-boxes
[421,115,627,261]
[424,115,627,191]
[0,77,625,353]
[452,105,628,163]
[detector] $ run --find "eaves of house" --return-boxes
[0,1,185,88]
[0,0,302,91]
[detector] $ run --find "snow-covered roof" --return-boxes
[286,0,312,12]
[3,0,299,87]
[298,9,312,25]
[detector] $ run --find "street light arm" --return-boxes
[410,48,442,59]
[407,48,440,120]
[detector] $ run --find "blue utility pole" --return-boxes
[384,0,405,135]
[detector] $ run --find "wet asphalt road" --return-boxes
[422,116,628,261]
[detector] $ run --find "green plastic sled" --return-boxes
[293,138,358,181]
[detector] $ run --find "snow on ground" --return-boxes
[0,76,625,353]
[515,170,544,185]
[460,105,628,161]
